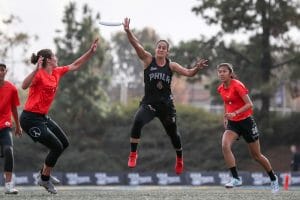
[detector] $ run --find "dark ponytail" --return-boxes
[31,53,39,64]
[30,49,53,68]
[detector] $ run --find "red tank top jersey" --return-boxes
[0,81,20,129]
[24,66,69,114]
[217,79,253,121]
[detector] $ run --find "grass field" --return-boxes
[0,186,299,200]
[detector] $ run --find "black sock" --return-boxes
[130,143,138,152]
[176,150,182,158]
[229,167,239,179]
[268,170,276,181]
[41,174,50,181]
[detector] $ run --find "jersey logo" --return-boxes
[29,127,41,138]
[156,81,163,90]
[150,67,157,71]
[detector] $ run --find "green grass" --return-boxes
[1,186,299,200]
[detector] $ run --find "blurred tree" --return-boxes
[110,27,160,104]
[0,15,35,81]
[52,2,110,135]
[192,0,300,123]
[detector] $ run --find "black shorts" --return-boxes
[226,116,259,143]
[141,100,177,124]
[0,127,13,157]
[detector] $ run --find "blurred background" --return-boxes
[0,0,300,173]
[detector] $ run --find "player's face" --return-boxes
[0,66,7,81]
[47,54,58,67]
[217,66,231,82]
[155,42,169,58]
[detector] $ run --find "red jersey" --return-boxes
[0,81,20,129]
[217,79,253,121]
[24,66,69,114]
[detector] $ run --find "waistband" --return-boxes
[22,110,46,117]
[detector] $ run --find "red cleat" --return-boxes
[128,152,138,168]
[175,157,184,174]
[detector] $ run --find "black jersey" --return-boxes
[142,57,173,104]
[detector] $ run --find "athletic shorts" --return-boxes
[226,116,259,143]
[0,127,13,157]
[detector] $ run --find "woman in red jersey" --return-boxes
[217,63,279,193]
[0,63,22,194]
[20,39,98,194]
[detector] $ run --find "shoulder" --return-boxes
[2,81,18,94]
[169,60,180,70]
[4,81,17,90]
[54,66,70,73]
[232,79,247,89]
[217,83,223,92]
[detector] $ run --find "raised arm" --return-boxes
[22,56,43,89]
[123,18,152,67]
[68,38,99,71]
[170,58,208,77]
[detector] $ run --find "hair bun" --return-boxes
[31,53,38,64]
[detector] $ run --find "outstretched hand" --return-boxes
[123,17,130,32]
[195,59,209,69]
[90,38,99,53]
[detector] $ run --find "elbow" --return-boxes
[21,83,28,90]
[187,72,196,77]
[248,102,254,109]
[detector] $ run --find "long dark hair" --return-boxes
[31,49,53,68]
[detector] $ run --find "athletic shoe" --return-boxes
[128,152,138,168]
[4,182,18,194]
[175,157,184,174]
[225,177,242,188]
[38,178,57,194]
[37,172,61,185]
[271,175,279,194]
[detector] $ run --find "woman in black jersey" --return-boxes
[123,18,208,174]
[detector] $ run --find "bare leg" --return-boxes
[42,164,53,176]
[130,137,140,144]
[4,172,12,182]
[222,130,239,168]
[247,140,273,172]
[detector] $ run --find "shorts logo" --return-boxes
[29,127,41,138]
[172,117,176,123]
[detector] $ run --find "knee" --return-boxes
[3,146,13,157]
[251,153,262,161]
[51,143,64,155]
[63,140,69,150]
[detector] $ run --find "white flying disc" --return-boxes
[99,21,123,26]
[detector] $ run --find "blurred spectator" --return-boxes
[290,145,300,171]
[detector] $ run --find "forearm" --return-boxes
[11,106,20,126]
[234,103,252,115]
[187,67,200,77]
[22,69,38,89]
[69,48,94,71]
[126,30,140,48]
[125,30,147,60]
